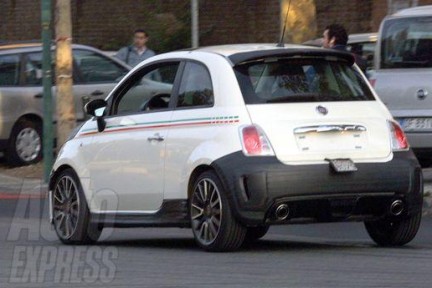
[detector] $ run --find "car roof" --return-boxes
[393,5,432,16]
[302,33,377,47]
[171,44,355,66]
[0,41,108,54]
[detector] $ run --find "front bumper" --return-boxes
[212,151,423,226]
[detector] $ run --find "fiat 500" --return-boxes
[49,44,423,252]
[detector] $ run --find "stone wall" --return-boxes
[2,0,432,51]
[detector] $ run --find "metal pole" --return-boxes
[41,0,53,183]
[191,0,199,48]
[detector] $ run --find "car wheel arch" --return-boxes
[49,164,75,191]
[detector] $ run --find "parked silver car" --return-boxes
[0,42,130,166]
[371,5,432,166]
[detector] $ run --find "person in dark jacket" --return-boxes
[322,24,367,72]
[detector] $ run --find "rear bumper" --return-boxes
[212,151,423,226]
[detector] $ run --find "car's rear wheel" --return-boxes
[190,171,246,252]
[6,119,42,166]
[364,212,422,246]
[52,169,101,244]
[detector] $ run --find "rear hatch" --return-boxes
[233,51,392,164]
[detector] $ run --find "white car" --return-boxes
[49,44,423,252]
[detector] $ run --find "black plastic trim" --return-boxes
[90,199,190,228]
[211,150,423,225]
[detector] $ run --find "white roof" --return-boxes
[393,5,432,16]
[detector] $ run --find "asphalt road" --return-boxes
[0,198,431,288]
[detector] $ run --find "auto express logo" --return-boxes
[5,178,119,284]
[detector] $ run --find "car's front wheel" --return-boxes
[364,212,422,246]
[190,170,246,252]
[6,119,42,166]
[52,169,102,244]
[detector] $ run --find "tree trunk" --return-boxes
[55,0,75,149]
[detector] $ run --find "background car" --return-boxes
[0,42,130,166]
[303,32,377,72]
[49,44,422,252]
[371,5,432,167]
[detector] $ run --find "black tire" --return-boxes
[190,170,246,252]
[244,226,269,244]
[364,212,422,246]
[52,169,102,244]
[5,119,42,166]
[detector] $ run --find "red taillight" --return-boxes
[389,121,409,151]
[240,125,274,156]
[242,126,262,155]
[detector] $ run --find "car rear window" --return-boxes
[380,16,432,69]
[234,57,374,104]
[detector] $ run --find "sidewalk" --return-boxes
[0,173,47,199]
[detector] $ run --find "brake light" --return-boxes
[240,125,274,156]
[389,121,409,151]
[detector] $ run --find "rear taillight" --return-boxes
[240,125,274,156]
[388,121,409,151]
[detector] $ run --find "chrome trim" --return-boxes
[294,125,367,134]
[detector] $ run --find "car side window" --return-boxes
[74,49,128,84]
[176,62,214,108]
[0,54,20,86]
[112,62,180,115]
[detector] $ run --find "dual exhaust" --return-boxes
[390,199,404,216]
[274,199,404,220]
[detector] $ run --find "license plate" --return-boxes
[327,159,357,173]
[398,118,432,131]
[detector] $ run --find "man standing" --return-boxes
[115,29,155,67]
[322,24,367,72]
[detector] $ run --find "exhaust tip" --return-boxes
[390,200,404,216]
[275,204,290,220]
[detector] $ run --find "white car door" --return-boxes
[83,62,181,213]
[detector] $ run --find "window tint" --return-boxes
[113,63,180,115]
[176,62,214,108]
[381,16,432,69]
[234,57,374,104]
[74,49,128,83]
[24,53,43,85]
[0,54,20,86]
[347,42,376,70]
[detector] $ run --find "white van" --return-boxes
[372,5,432,166]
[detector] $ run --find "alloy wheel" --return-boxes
[191,178,222,245]
[53,175,80,239]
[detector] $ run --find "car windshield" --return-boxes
[380,16,432,69]
[234,56,374,104]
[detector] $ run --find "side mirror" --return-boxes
[84,99,107,132]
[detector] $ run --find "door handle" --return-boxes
[147,133,164,142]
[34,93,43,98]
[91,90,104,96]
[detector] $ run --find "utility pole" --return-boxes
[55,0,75,150]
[191,0,199,48]
[41,0,53,183]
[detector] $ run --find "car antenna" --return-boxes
[277,0,292,47]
